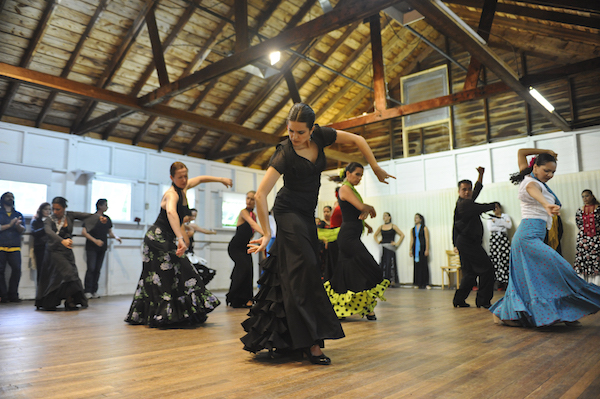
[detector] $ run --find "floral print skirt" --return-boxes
[125,225,220,327]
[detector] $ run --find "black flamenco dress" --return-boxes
[324,182,389,318]
[36,211,95,310]
[125,184,220,327]
[226,214,255,308]
[241,125,345,353]
[412,225,430,288]
[379,228,399,284]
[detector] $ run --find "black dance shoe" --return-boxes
[366,313,377,321]
[304,349,331,365]
[453,302,470,308]
[476,303,492,309]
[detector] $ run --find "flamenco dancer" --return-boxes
[324,162,390,321]
[226,191,263,308]
[125,162,231,327]
[491,149,600,327]
[242,103,394,365]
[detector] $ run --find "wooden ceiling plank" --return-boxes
[0,62,281,145]
[284,70,302,104]
[507,0,600,14]
[462,0,497,91]
[145,5,170,88]
[446,0,600,29]
[0,0,59,119]
[139,0,402,107]
[369,14,387,112]
[36,0,110,128]
[234,0,249,52]
[70,0,158,133]
[405,0,571,132]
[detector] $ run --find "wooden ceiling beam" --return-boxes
[369,14,387,112]
[512,0,600,14]
[284,70,302,104]
[139,0,402,107]
[0,0,59,119]
[145,5,170,88]
[234,0,250,52]
[462,0,497,91]
[445,0,600,29]
[70,0,158,133]
[36,0,110,128]
[405,0,571,132]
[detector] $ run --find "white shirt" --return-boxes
[487,213,512,234]
[268,214,277,237]
[518,175,555,229]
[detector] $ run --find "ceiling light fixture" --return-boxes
[529,87,555,113]
[269,51,281,65]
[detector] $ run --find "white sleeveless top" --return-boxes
[518,175,555,229]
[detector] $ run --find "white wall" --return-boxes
[0,122,277,299]
[317,126,600,286]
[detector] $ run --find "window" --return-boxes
[221,192,246,228]
[0,179,47,216]
[90,180,132,221]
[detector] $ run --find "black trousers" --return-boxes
[453,236,494,307]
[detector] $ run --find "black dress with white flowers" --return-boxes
[125,185,220,327]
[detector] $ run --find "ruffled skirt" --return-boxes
[125,225,220,327]
[490,219,600,327]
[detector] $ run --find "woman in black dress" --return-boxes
[36,197,97,310]
[242,103,393,365]
[125,162,231,327]
[409,213,430,289]
[30,202,51,285]
[325,163,390,321]
[226,191,263,308]
[374,212,404,287]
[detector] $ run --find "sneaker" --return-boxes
[85,292,93,299]
[91,293,101,299]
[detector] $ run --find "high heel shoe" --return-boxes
[366,313,377,321]
[303,348,331,365]
[476,303,491,309]
[453,302,470,308]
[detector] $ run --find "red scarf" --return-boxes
[582,205,597,237]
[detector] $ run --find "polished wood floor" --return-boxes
[1,288,599,399]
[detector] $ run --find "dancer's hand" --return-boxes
[176,237,187,257]
[373,166,395,184]
[62,238,73,249]
[248,236,268,254]
[544,203,561,216]
[221,178,233,188]
[359,204,376,220]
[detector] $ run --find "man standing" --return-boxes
[0,192,25,303]
[452,167,496,309]
[81,199,121,299]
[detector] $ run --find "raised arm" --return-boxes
[187,175,232,190]
[517,148,558,172]
[335,131,395,183]
[248,166,281,254]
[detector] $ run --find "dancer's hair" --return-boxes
[329,162,364,183]
[323,205,332,211]
[415,213,425,226]
[96,198,107,210]
[35,202,51,219]
[457,179,472,189]
[287,103,315,129]
[582,189,600,205]
[509,153,556,185]
[52,196,68,209]
[170,161,187,177]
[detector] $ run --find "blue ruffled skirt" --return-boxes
[490,218,600,327]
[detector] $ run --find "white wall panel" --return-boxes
[0,162,52,185]
[23,133,68,169]
[114,148,146,180]
[534,136,577,175]
[148,154,176,184]
[456,150,491,185]
[0,127,24,163]
[183,160,205,178]
[491,144,523,183]
[578,131,600,172]
[395,160,424,194]
[424,155,456,191]
[76,141,111,174]
[235,170,256,193]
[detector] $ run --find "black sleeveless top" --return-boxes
[154,183,190,237]
[339,197,362,223]
[380,228,395,244]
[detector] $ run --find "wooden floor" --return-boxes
[1,288,600,399]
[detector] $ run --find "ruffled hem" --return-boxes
[490,284,600,327]
[324,279,390,318]
[241,254,293,353]
[125,287,220,328]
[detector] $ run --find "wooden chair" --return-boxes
[441,250,462,289]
